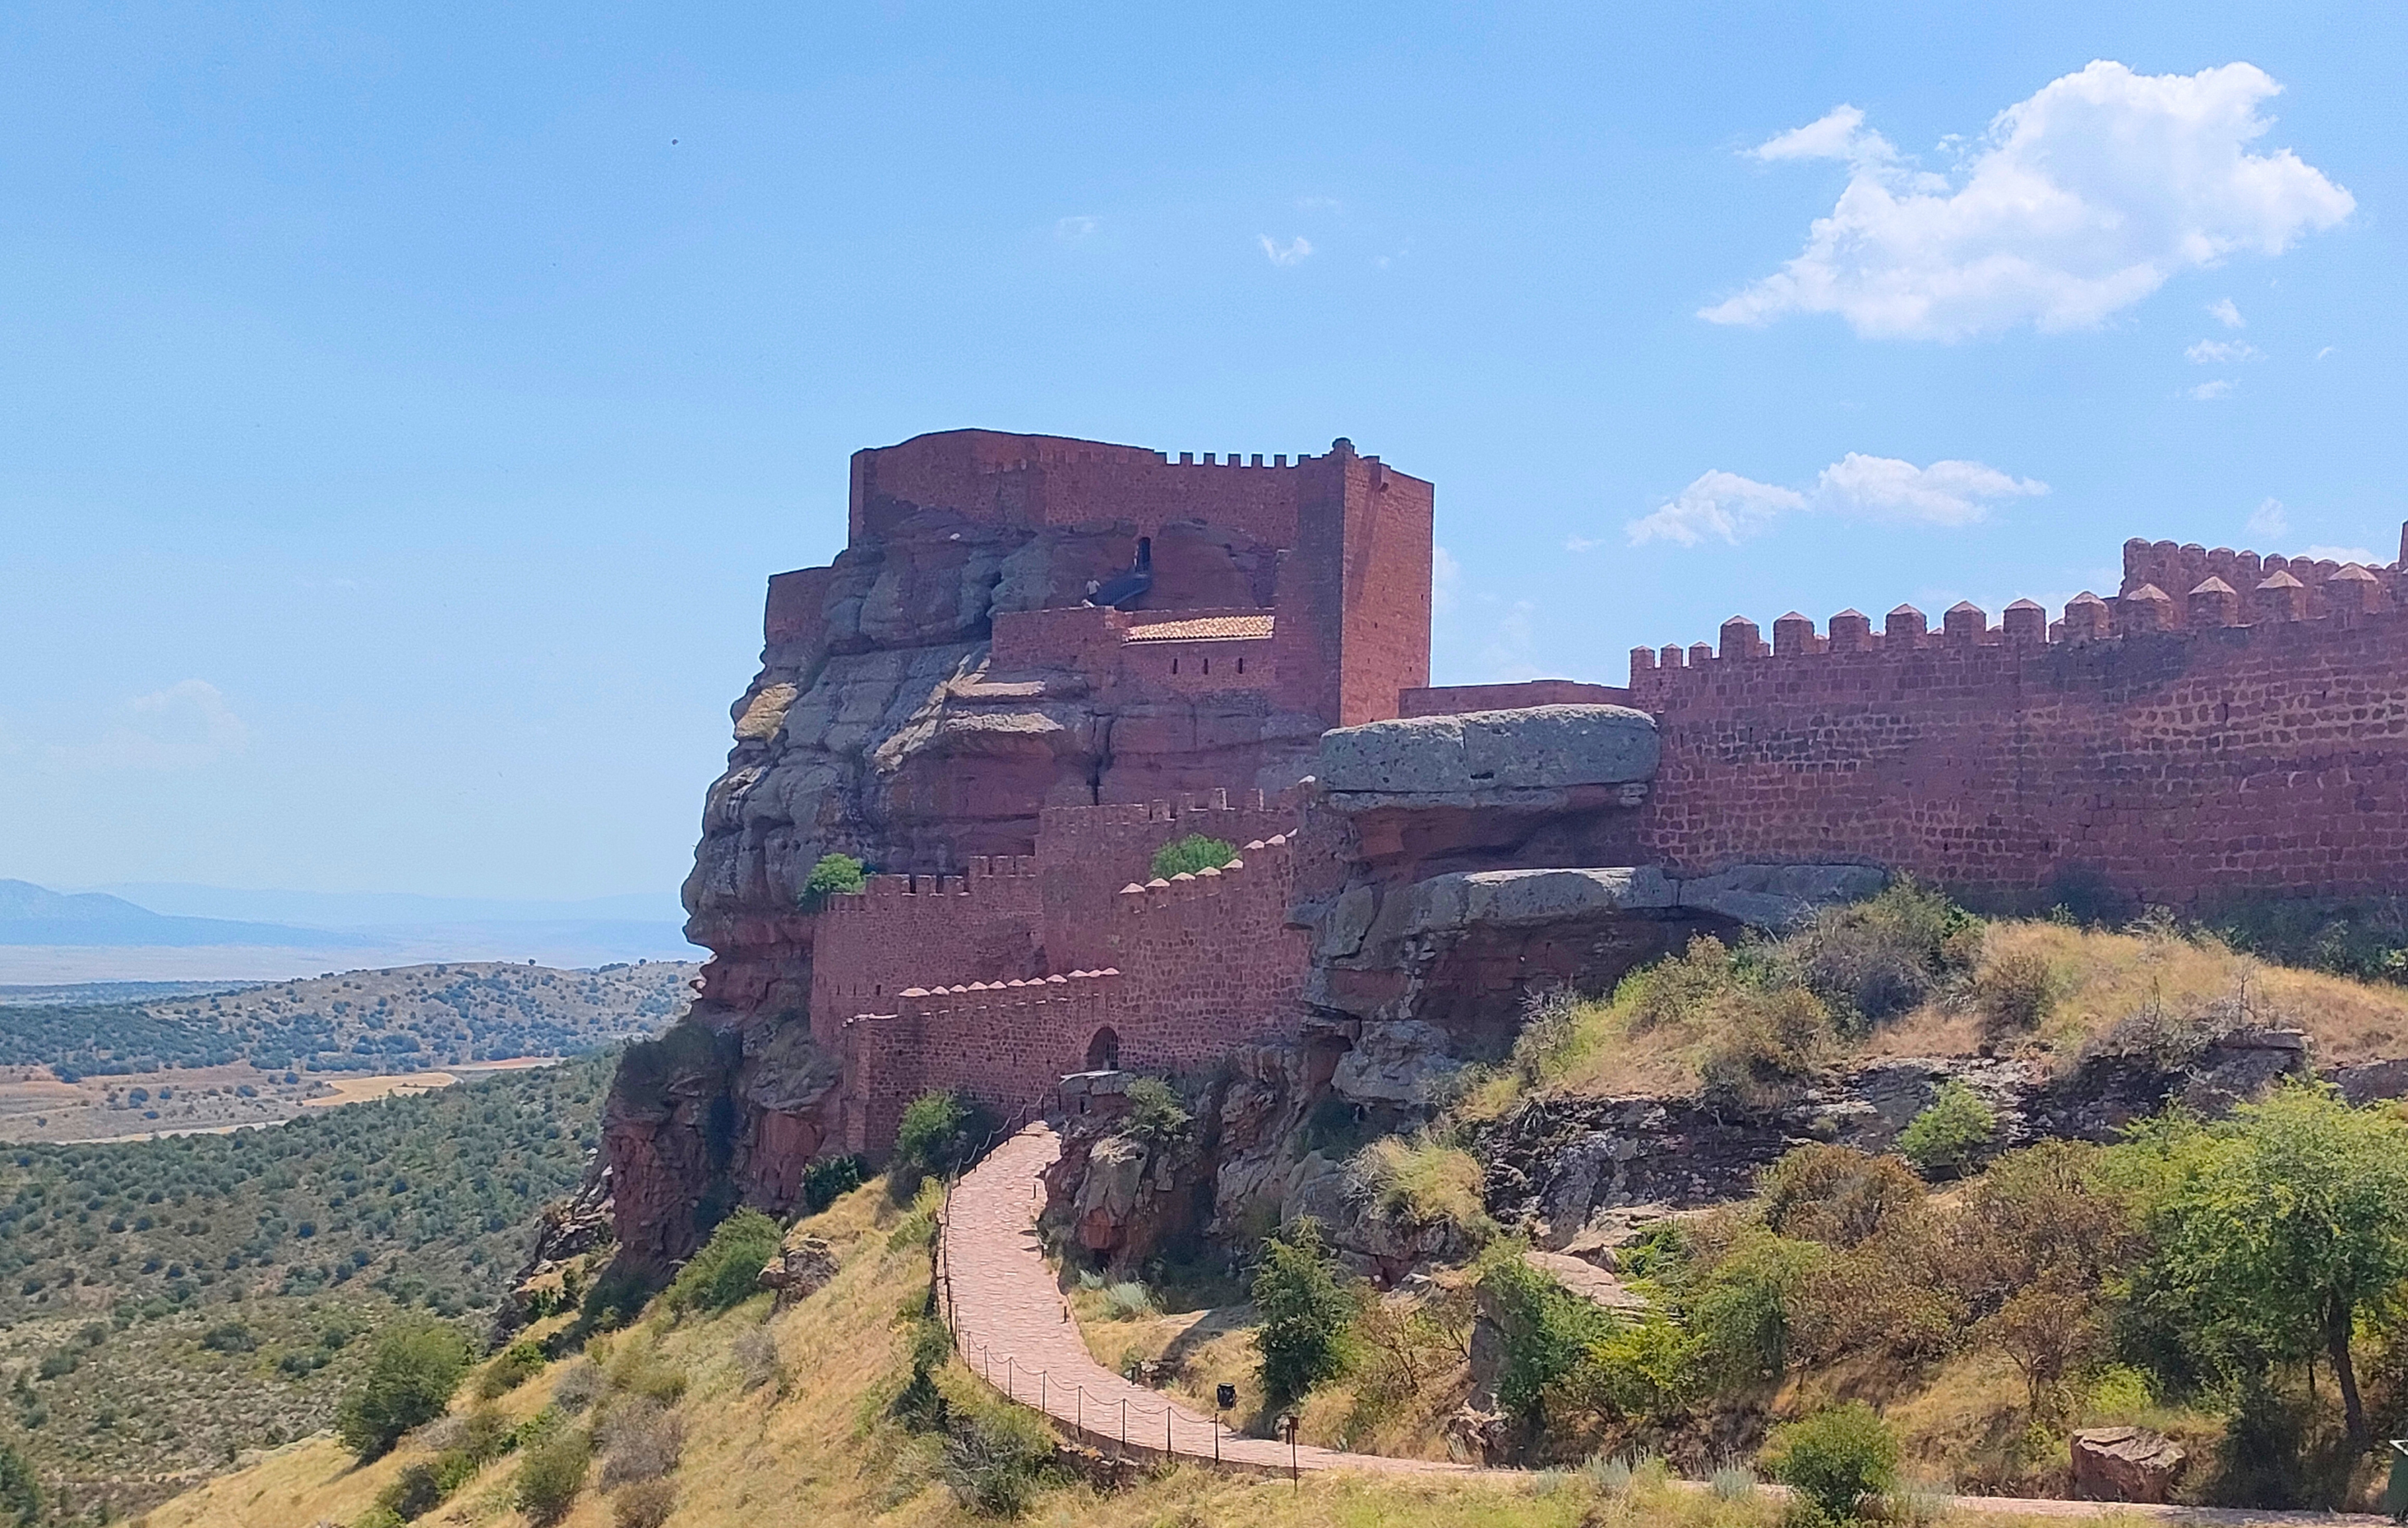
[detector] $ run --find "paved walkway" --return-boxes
[936,1123,2387,1520]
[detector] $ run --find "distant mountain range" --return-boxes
[0,880,701,982]
[0,880,378,949]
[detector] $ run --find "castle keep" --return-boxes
[611,427,2408,1261]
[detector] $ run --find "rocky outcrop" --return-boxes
[2070,1426,2187,1503]
[1478,1033,2320,1247]
[757,1227,839,1308]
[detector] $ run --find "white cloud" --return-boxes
[1054,215,1100,241]
[2317,345,2336,360]
[2304,544,2378,565]
[2247,497,2289,538]
[1479,600,1542,681]
[2186,339,2261,364]
[56,680,249,770]
[2188,379,2236,400]
[1258,235,1313,267]
[1620,454,2044,548]
[1703,62,2354,340]
[1431,544,1461,616]
[2210,297,2247,328]
[1624,470,1808,547]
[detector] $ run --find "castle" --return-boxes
[615,428,2408,1252]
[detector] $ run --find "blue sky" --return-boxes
[2,2,2402,901]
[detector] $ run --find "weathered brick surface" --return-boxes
[810,859,1046,1048]
[1631,559,2408,908]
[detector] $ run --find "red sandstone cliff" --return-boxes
[606,431,1431,1266]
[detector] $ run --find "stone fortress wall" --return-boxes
[1628,535,2408,909]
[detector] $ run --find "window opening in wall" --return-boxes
[1202,658,1210,674]
[1236,657,1245,673]
[1085,1027,1120,1071]
[1171,658,1179,675]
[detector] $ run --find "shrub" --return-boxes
[1148,834,1237,880]
[612,1478,677,1528]
[1345,1136,1491,1241]
[1686,1230,1825,1382]
[1101,1281,1157,1320]
[800,1154,868,1214]
[801,852,866,907]
[1252,1218,1361,1406]
[200,1319,257,1353]
[1789,879,1981,1030]
[1698,988,1838,1113]
[1973,949,2055,1034]
[374,1461,445,1521]
[662,1207,782,1314]
[335,1320,474,1461]
[1477,1248,1614,1421]
[477,1338,548,1398]
[0,1443,37,1528]
[940,1404,1058,1517]
[892,1091,988,1185]
[1759,1145,1924,1247]
[552,1359,606,1414]
[733,1325,782,1391]
[597,1396,684,1487]
[1120,1077,1192,1142]
[1897,1080,1996,1178]
[513,1430,592,1527]
[1763,1402,1899,1521]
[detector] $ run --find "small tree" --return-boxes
[336,1320,474,1461]
[1476,1248,1615,1420]
[1897,1079,1996,1178]
[1253,1218,1360,1407]
[1149,834,1237,880]
[801,1153,868,1213]
[1763,1402,1899,1521]
[0,1441,38,1528]
[2128,1081,2408,1450]
[801,852,866,908]
[1978,1272,2100,1418]
[892,1091,981,1185]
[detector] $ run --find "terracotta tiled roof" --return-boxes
[1125,614,1275,642]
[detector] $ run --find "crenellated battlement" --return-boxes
[815,856,1041,916]
[1629,559,2402,694]
[885,968,1124,1023]
[1115,834,1294,913]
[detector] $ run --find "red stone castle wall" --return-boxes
[1106,833,1308,1070]
[810,861,1045,1048]
[839,970,1124,1156]
[1036,792,1299,971]
[1630,555,2408,908]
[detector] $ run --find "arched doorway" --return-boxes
[1084,1027,1120,1071]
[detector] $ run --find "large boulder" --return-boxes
[1316,704,1659,813]
[2069,1426,2186,1503]
[757,1226,841,1308]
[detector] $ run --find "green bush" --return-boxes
[801,1154,868,1213]
[613,1478,677,1528]
[802,852,868,908]
[892,1090,990,1185]
[1697,987,1837,1113]
[335,1320,474,1461]
[200,1319,257,1353]
[513,1429,592,1527]
[1252,1218,1361,1407]
[1789,879,1981,1030]
[1477,1247,1615,1420]
[1686,1230,1825,1382]
[1973,949,2055,1033]
[0,1442,38,1528]
[375,1461,445,1521]
[1897,1080,1997,1178]
[1149,834,1237,880]
[1763,1401,1899,1521]
[1120,1077,1192,1142]
[940,1403,1058,1517]
[476,1339,548,1398]
[662,1207,783,1314]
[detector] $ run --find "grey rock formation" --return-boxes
[1317,704,1659,813]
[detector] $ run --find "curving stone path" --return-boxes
[937,1123,2389,1521]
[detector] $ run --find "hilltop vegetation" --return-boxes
[0,962,696,1080]
[0,1056,615,1516]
